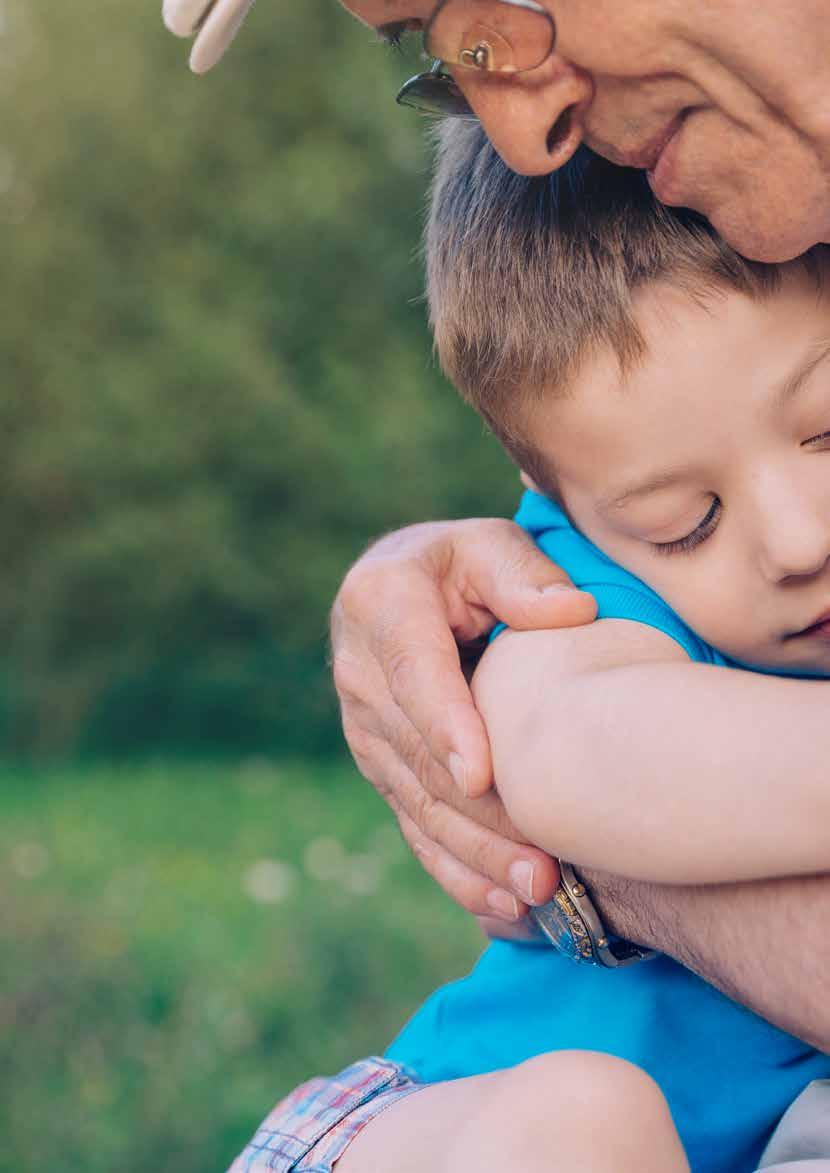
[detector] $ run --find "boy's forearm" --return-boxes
[475,633,830,884]
[584,867,830,1053]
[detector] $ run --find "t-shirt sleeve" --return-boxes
[510,490,721,665]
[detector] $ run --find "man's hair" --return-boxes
[426,123,821,482]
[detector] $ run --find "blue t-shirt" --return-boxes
[386,490,830,1173]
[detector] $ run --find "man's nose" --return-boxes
[455,57,593,176]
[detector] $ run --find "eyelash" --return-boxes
[648,425,830,557]
[653,497,722,556]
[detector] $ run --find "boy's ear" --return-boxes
[520,470,544,494]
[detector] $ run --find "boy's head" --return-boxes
[428,124,830,675]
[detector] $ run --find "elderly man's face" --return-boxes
[342,0,830,262]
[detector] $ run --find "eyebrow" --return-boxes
[775,338,830,407]
[596,470,690,514]
[598,337,830,513]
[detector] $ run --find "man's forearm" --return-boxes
[583,866,830,1052]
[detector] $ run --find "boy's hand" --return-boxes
[330,519,596,918]
[162,0,254,74]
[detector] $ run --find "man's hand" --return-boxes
[162,0,254,74]
[330,519,596,920]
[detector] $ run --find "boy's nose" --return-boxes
[454,57,592,175]
[759,507,830,583]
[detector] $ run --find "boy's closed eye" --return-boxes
[651,497,722,556]
[608,419,830,559]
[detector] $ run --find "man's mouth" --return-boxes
[601,112,687,173]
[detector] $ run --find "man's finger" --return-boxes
[337,657,482,803]
[363,734,559,905]
[369,523,595,795]
[397,814,526,922]
[374,598,495,798]
[333,551,495,798]
[454,520,598,634]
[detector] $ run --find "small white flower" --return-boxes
[368,823,405,864]
[345,853,383,896]
[10,841,49,879]
[303,836,347,882]
[243,859,297,905]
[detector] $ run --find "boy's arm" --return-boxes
[472,621,830,885]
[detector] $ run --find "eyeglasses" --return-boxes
[392,0,556,121]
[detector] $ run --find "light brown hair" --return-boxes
[426,123,820,484]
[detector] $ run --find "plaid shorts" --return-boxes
[227,1056,424,1173]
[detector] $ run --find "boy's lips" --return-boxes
[789,609,830,640]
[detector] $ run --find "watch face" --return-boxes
[531,890,594,963]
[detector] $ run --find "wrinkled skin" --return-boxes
[167,0,830,259]
[331,520,595,920]
[343,0,830,263]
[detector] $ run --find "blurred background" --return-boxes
[0,2,519,1169]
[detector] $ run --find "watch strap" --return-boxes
[536,861,657,968]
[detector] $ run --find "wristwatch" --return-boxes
[531,861,657,967]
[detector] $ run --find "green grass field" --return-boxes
[1,759,483,1173]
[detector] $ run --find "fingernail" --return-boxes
[539,583,575,594]
[448,753,469,796]
[508,861,536,904]
[486,888,520,921]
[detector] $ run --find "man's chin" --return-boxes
[708,200,828,263]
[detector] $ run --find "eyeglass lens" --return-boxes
[426,0,555,74]
[396,70,478,119]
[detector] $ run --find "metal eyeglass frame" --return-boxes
[394,0,556,121]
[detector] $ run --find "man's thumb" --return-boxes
[469,525,597,631]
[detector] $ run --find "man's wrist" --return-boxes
[576,867,665,954]
[532,863,657,966]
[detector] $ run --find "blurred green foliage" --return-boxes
[0,759,483,1172]
[0,0,517,757]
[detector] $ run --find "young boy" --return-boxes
[230,127,830,1173]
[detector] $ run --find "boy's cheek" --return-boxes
[638,571,742,652]
[667,589,756,662]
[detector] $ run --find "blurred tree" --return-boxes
[0,0,517,756]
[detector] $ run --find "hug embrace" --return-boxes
[230,127,830,1172]
[163,2,830,1170]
